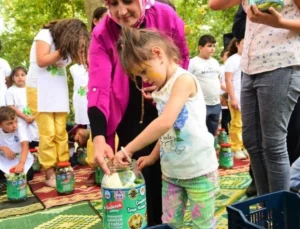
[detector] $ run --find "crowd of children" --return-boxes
[0,1,300,228]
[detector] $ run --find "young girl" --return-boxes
[6,66,39,143]
[225,38,247,160]
[26,19,90,187]
[115,28,219,228]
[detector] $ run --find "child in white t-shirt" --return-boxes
[0,106,34,182]
[225,38,247,160]
[6,66,39,143]
[70,64,89,125]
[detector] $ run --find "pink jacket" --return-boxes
[88,2,189,146]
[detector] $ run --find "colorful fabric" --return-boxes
[241,0,300,75]
[88,1,189,148]
[29,166,102,208]
[0,182,44,219]
[161,170,219,228]
[152,67,218,179]
[228,102,244,152]
[0,201,102,228]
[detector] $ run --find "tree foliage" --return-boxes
[175,0,237,59]
[0,0,86,67]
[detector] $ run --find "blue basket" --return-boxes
[147,224,176,229]
[227,191,300,229]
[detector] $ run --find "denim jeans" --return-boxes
[206,104,221,136]
[241,66,300,195]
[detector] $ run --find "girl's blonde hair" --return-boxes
[43,19,90,66]
[117,27,180,77]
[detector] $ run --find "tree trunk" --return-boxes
[84,0,105,30]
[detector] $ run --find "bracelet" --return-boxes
[121,147,132,163]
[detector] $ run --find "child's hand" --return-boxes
[12,162,25,173]
[247,5,283,28]
[142,85,157,100]
[25,116,35,124]
[1,146,15,160]
[137,155,155,170]
[230,99,239,110]
[114,151,130,167]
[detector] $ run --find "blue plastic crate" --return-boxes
[147,224,176,229]
[227,191,300,229]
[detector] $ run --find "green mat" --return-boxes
[0,202,102,229]
[0,181,44,219]
[90,172,252,229]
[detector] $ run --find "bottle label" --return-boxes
[56,172,74,193]
[102,184,147,229]
[7,178,27,200]
[219,148,234,168]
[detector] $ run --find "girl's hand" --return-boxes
[114,150,131,167]
[137,155,155,170]
[230,99,240,110]
[25,116,35,124]
[247,5,283,28]
[12,162,24,173]
[142,85,157,100]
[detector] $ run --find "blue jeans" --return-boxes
[241,66,300,195]
[206,104,221,136]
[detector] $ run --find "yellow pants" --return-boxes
[86,134,95,167]
[228,102,244,152]
[27,87,69,169]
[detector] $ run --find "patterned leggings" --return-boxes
[162,170,219,229]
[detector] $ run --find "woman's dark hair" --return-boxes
[43,19,90,66]
[91,7,107,31]
[226,38,243,58]
[10,66,27,85]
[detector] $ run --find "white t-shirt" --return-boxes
[219,64,228,110]
[27,29,71,112]
[70,64,89,125]
[188,56,220,106]
[0,128,34,174]
[152,66,218,179]
[6,85,39,142]
[0,58,12,106]
[225,54,242,108]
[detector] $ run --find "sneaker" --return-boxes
[234,150,247,160]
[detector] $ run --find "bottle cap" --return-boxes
[57,162,71,168]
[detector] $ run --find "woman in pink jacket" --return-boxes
[88,0,189,225]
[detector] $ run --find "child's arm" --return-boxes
[246,4,300,33]
[7,105,32,123]
[220,78,227,92]
[209,0,241,10]
[0,146,15,160]
[36,40,61,68]
[120,74,196,159]
[136,141,160,170]
[12,141,29,173]
[225,72,239,110]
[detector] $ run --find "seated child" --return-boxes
[0,106,34,182]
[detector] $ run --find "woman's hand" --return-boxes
[93,136,114,174]
[247,5,283,28]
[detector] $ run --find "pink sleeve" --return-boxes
[87,32,112,122]
[173,15,189,69]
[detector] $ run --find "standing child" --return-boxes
[26,19,90,187]
[0,106,34,182]
[115,28,219,228]
[188,35,221,136]
[0,41,12,107]
[6,66,39,144]
[225,38,247,160]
